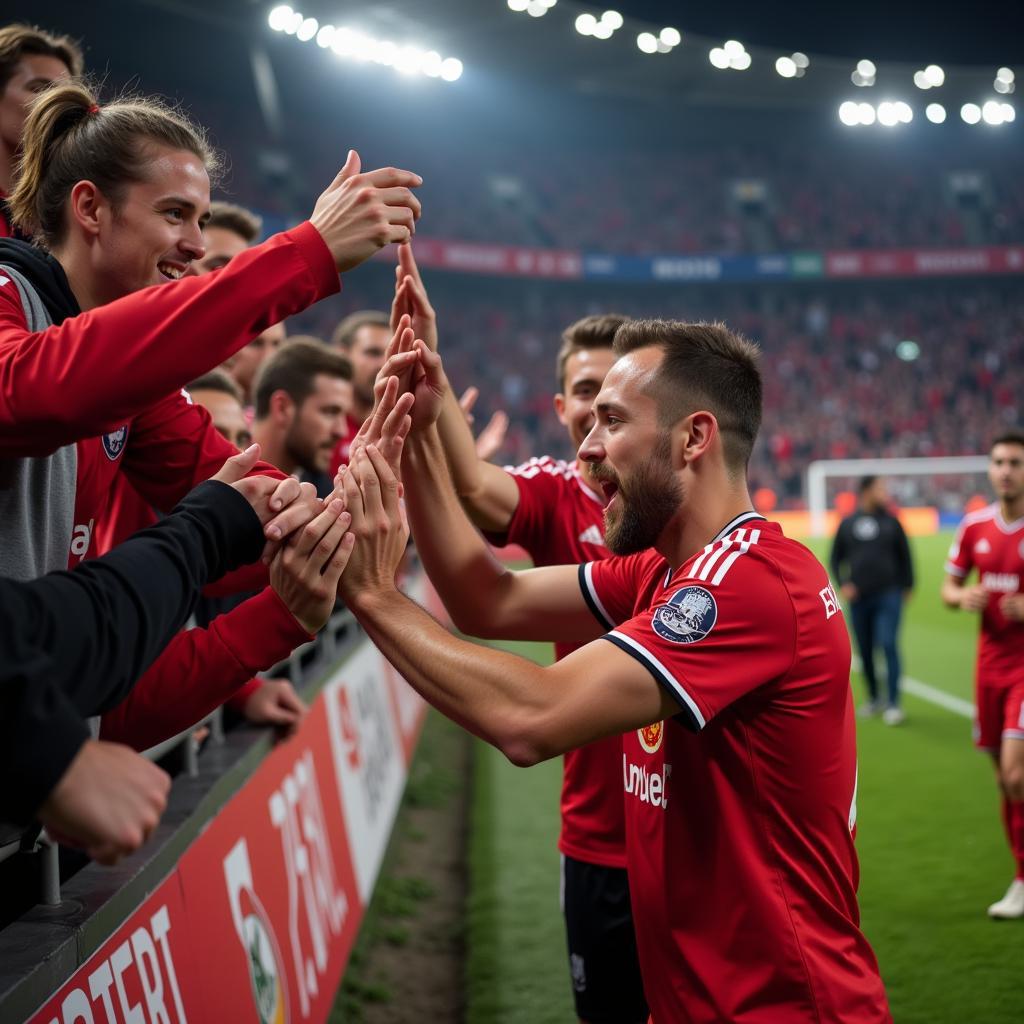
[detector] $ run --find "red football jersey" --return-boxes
[580,513,890,1024]
[500,456,625,868]
[946,503,1024,684]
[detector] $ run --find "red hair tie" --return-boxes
[87,103,100,115]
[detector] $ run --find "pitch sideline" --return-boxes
[852,657,974,720]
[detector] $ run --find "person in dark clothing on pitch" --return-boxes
[830,475,915,725]
[0,445,352,864]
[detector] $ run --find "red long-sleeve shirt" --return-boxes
[0,221,338,743]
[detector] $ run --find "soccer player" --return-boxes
[942,431,1024,918]
[252,339,354,478]
[0,23,82,236]
[390,247,644,1022]
[0,79,421,581]
[334,319,891,1023]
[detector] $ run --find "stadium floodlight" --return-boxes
[961,102,981,124]
[776,56,797,78]
[268,5,293,32]
[996,67,1014,83]
[895,100,913,123]
[603,11,624,30]
[857,59,876,77]
[709,47,729,69]
[575,13,597,35]
[994,68,1015,94]
[593,22,613,38]
[877,101,899,126]
[858,102,876,125]
[838,100,860,126]
[982,99,1007,125]
[1002,103,1016,122]
[507,0,529,9]
[926,102,946,123]
[441,57,463,81]
[422,50,443,77]
[660,27,682,47]
[637,32,658,54]
[792,52,809,69]
[296,16,318,42]
[733,51,751,70]
[527,1,548,17]
[315,24,335,48]
[913,70,930,90]
[723,40,744,58]
[925,64,944,87]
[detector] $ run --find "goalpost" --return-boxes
[806,455,991,537]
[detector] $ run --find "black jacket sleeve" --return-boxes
[829,519,849,583]
[0,480,264,823]
[893,518,914,591]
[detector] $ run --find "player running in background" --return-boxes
[332,318,891,1023]
[390,246,645,1022]
[942,431,1024,918]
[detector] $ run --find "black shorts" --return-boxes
[561,854,648,1024]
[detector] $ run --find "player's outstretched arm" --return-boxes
[340,444,676,764]
[390,245,519,531]
[403,423,597,640]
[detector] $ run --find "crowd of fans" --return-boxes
[234,121,1024,255]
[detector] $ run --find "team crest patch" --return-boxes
[652,586,717,644]
[102,424,129,461]
[637,721,664,754]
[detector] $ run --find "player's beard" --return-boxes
[600,433,682,555]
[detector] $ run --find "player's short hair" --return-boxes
[613,319,762,474]
[254,339,353,419]
[10,78,220,246]
[991,431,1024,450]
[859,475,878,493]
[187,369,242,402]
[206,201,261,244]
[330,310,389,351]
[555,313,631,391]
[0,23,83,92]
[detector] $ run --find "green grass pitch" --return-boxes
[466,534,1023,1024]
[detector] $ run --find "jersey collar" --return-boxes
[662,510,767,589]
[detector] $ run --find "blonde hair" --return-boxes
[9,79,220,247]
[0,23,83,90]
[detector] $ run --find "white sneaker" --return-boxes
[987,879,1024,919]
[882,707,905,726]
[858,700,882,718]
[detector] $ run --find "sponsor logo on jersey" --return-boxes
[577,524,605,546]
[102,424,129,461]
[853,516,880,541]
[975,538,991,555]
[981,572,1020,593]
[652,585,717,644]
[623,754,671,809]
[637,720,664,754]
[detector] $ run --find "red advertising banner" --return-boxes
[375,237,584,279]
[825,245,1024,279]
[29,873,199,1024]
[27,637,429,1024]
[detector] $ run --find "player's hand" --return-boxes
[39,740,170,865]
[374,340,448,432]
[999,593,1024,621]
[475,409,509,461]
[960,584,989,612]
[840,582,858,602]
[343,374,415,486]
[390,243,438,351]
[270,498,354,632]
[310,150,422,272]
[240,678,307,736]
[339,444,409,604]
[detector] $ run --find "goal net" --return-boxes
[805,455,991,537]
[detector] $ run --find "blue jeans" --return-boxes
[850,587,904,707]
